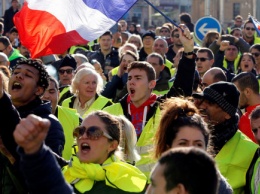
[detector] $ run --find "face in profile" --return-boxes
[146,163,170,194]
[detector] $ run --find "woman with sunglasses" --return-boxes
[153,98,233,194]
[14,111,147,194]
[61,68,112,118]
[63,111,147,193]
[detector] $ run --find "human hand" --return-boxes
[13,114,50,155]
[219,40,230,51]
[178,25,194,53]
[220,34,236,44]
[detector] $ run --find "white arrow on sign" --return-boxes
[198,23,218,36]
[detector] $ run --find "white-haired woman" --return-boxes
[62,68,112,118]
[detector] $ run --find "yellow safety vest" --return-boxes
[63,153,147,193]
[215,131,258,194]
[223,56,240,74]
[57,106,80,160]
[62,95,112,118]
[104,103,160,178]
[59,86,70,101]
[69,46,88,54]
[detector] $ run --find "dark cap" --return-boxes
[142,31,156,40]
[59,54,77,70]
[192,81,239,116]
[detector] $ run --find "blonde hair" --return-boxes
[70,67,104,95]
[115,115,141,163]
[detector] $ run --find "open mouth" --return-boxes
[244,64,249,68]
[12,82,22,90]
[130,89,135,94]
[81,143,90,151]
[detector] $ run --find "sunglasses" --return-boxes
[245,27,255,31]
[195,57,210,62]
[73,126,113,140]
[58,69,74,74]
[173,34,180,38]
[251,52,260,57]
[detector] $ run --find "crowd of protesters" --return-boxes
[1,1,260,193]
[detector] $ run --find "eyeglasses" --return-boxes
[195,57,210,62]
[251,52,260,57]
[73,126,113,140]
[0,47,7,52]
[245,27,255,31]
[58,69,74,74]
[173,34,180,38]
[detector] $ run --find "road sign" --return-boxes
[194,16,222,42]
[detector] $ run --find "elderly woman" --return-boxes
[61,68,112,118]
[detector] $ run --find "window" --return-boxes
[233,3,240,18]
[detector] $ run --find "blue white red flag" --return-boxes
[249,16,260,36]
[14,0,137,58]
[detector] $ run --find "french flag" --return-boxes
[249,16,260,36]
[14,0,137,58]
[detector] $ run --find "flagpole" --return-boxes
[143,0,180,28]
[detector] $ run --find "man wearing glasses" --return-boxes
[57,54,77,105]
[0,36,25,68]
[195,48,214,78]
[242,19,260,46]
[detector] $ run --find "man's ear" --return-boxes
[168,183,188,194]
[35,86,44,96]
[148,80,156,89]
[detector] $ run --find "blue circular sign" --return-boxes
[194,16,222,42]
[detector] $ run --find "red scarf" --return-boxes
[127,94,157,137]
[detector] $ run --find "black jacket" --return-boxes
[0,93,65,193]
[87,48,119,75]
[3,7,18,34]
[0,93,64,158]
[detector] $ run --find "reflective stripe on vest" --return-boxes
[216,131,258,194]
